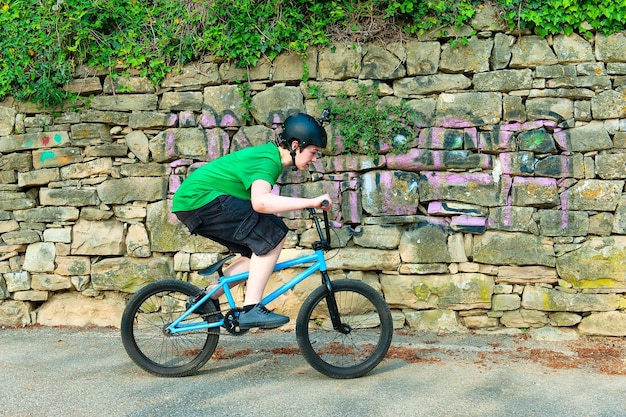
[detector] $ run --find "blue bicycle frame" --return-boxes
[166,207,332,335]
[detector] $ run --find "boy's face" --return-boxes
[294,144,321,170]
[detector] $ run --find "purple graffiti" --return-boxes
[165,130,176,158]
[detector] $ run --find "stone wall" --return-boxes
[2,16,626,336]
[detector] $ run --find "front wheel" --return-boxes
[120,279,220,377]
[296,279,393,379]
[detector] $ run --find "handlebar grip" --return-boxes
[321,200,329,207]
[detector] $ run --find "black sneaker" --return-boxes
[187,292,222,319]
[238,304,289,330]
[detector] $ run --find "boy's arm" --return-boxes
[250,180,330,214]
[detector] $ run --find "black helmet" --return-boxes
[280,113,327,149]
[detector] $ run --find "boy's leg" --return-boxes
[204,256,251,298]
[237,236,289,329]
[243,236,285,306]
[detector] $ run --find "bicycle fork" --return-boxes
[321,271,351,334]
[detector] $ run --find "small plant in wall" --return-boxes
[316,83,420,156]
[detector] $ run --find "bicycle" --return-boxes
[120,203,393,379]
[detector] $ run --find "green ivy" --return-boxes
[317,84,419,156]
[2,0,626,108]
[500,0,626,37]
[380,0,482,36]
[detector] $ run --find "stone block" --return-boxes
[60,157,113,180]
[510,36,558,68]
[162,62,220,88]
[71,219,125,256]
[473,231,555,267]
[318,43,362,80]
[272,51,317,82]
[404,310,467,332]
[103,75,154,94]
[149,128,220,162]
[399,222,450,263]
[361,44,405,79]
[90,94,158,111]
[0,300,32,326]
[394,74,471,97]
[40,188,99,206]
[549,312,582,327]
[126,223,151,258]
[91,257,174,292]
[400,40,440,75]
[0,106,17,136]
[511,177,559,207]
[538,210,589,236]
[387,149,491,172]
[479,128,515,152]
[41,228,70,244]
[325,154,384,173]
[526,98,573,122]
[160,91,203,111]
[248,85,304,125]
[440,37,492,73]
[32,147,83,169]
[492,294,521,311]
[473,69,533,91]
[326,247,400,271]
[555,120,612,152]
[561,179,624,211]
[535,154,585,178]
[22,242,55,273]
[382,273,494,310]
[419,171,512,207]
[4,271,30,292]
[64,77,102,95]
[96,177,168,204]
[556,236,626,289]
[70,123,112,145]
[522,285,621,312]
[85,144,128,157]
[54,256,91,276]
[497,265,558,284]
[500,309,549,328]
[36,292,126,327]
[13,207,79,223]
[352,225,401,249]
[361,170,419,216]
[0,131,70,153]
[31,274,73,291]
[578,311,626,336]
[595,152,626,179]
[230,125,277,151]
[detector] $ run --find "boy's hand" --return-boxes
[315,194,331,210]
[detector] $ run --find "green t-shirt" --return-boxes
[172,142,283,212]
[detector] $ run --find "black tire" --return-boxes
[296,279,393,379]
[120,279,220,377]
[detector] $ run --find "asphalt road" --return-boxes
[1,326,626,417]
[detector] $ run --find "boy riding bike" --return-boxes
[172,113,331,330]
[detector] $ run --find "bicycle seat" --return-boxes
[198,254,236,277]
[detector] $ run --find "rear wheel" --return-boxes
[296,279,393,379]
[120,279,220,377]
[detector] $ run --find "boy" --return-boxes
[172,113,331,329]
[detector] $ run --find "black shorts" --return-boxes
[174,195,289,258]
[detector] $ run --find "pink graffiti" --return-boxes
[199,111,216,128]
[165,130,176,158]
[220,113,237,127]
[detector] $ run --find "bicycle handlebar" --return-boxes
[308,203,331,250]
